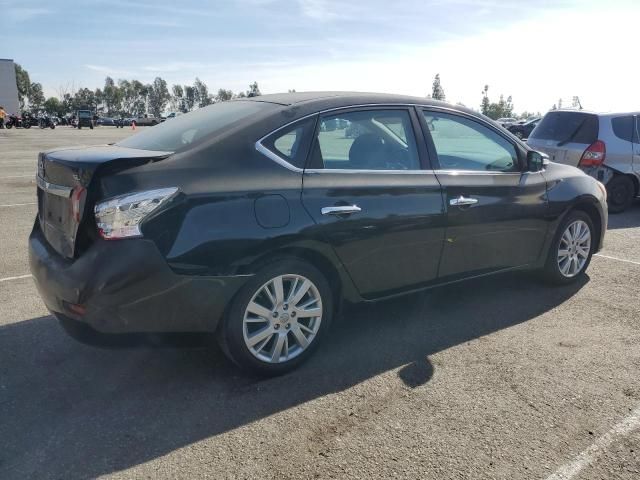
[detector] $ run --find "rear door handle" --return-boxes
[321,205,362,216]
[449,196,478,207]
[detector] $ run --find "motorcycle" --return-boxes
[39,115,56,129]
[5,114,27,129]
[21,114,33,129]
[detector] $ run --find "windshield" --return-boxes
[530,111,598,143]
[117,100,277,152]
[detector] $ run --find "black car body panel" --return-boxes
[28,92,608,335]
[29,221,249,332]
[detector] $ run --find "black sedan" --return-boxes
[508,117,541,139]
[29,93,607,375]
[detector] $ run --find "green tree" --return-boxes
[148,77,170,117]
[193,78,211,108]
[28,82,45,112]
[480,85,490,116]
[215,88,233,102]
[103,77,122,115]
[184,85,196,111]
[247,81,261,97]
[43,97,62,116]
[431,74,445,101]
[171,84,185,112]
[14,63,31,109]
[480,86,514,120]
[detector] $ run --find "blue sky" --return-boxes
[3,0,639,112]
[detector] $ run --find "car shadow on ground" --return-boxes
[0,272,587,479]
[607,201,640,230]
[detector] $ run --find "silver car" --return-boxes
[528,110,639,212]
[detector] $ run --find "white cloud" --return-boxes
[85,64,136,77]
[297,0,340,21]
[4,7,51,22]
[248,1,640,113]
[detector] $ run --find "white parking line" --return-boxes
[595,253,640,266]
[0,274,32,283]
[546,406,640,480]
[0,175,34,179]
[0,202,37,208]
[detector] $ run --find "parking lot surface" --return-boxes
[1,127,639,479]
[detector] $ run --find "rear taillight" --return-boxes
[94,187,178,240]
[579,140,606,167]
[70,186,86,222]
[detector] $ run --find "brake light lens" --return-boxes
[579,140,606,167]
[94,187,178,240]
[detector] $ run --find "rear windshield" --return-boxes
[117,101,276,152]
[530,111,598,144]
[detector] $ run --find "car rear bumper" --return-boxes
[28,221,250,334]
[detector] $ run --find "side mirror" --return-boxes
[527,150,549,172]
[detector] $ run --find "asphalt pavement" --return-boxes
[0,126,639,479]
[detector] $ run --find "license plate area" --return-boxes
[37,176,76,258]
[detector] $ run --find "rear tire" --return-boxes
[606,175,635,213]
[218,258,333,376]
[541,210,594,285]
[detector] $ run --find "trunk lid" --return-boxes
[37,145,172,258]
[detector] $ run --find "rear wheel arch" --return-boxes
[240,247,347,314]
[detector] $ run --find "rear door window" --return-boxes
[530,111,598,144]
[611,116,634,142]
[261,117,316,168]
[310,109,420,171]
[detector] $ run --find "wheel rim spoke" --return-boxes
[272,276,285,305]
[290,324,310,349]
[288,279,311,307]
[246,301,273,320]
[557,220,591,278]
[246,327,274,348]
[271,334,287,363]
[295,307,321,318]
[243,273,323,364]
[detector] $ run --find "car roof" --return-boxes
[242,91,483,122]
[249,91,475,110]
[546,109,640,118]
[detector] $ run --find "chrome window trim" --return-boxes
[433,170,524,176]
[36,175,73,198]
[305,168,435,175]
[255,102,527,174]
[255,141,303,173]
[256,103,434,174]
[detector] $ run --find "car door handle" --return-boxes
[449,196,478,207]
[321,205,362,216]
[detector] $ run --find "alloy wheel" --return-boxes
[242,274,323,363]
[557,220,591,278]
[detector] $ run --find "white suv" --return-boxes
[528,110,639,212]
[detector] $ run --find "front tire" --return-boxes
[218,259,333,376]
[606,175,635,213]
[542,210,594,284]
